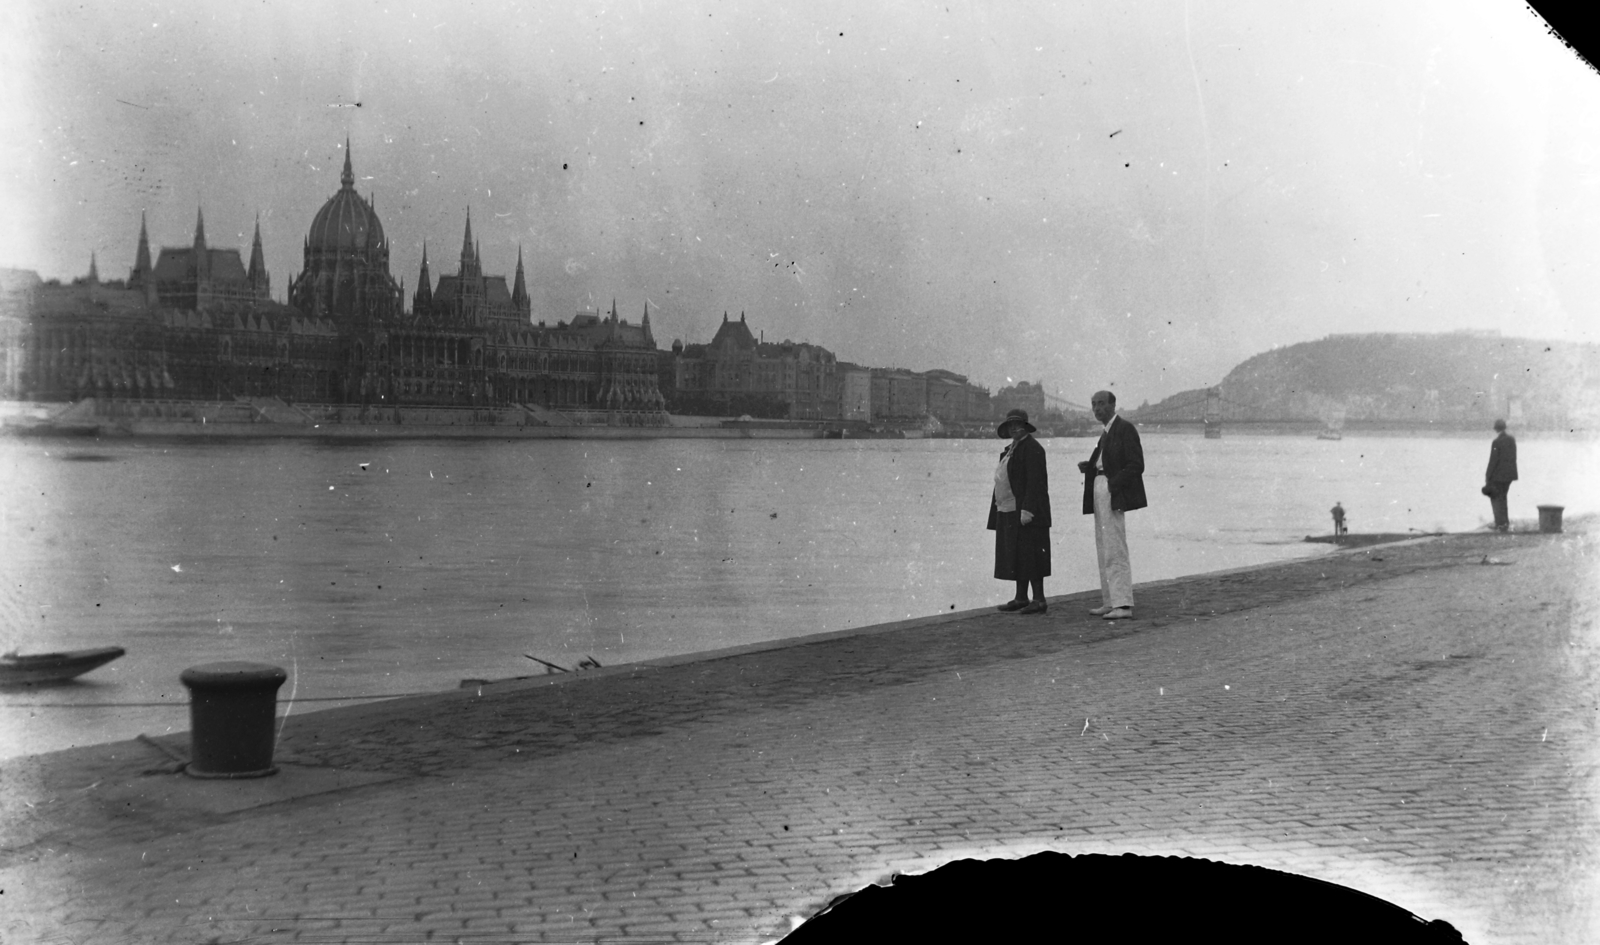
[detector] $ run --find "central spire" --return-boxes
[341,136,354,189]
[459,208,477,278]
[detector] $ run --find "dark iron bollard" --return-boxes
[1537,505,1565,534]
[179,661,288,778]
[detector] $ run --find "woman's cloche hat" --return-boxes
[996,408,1037,437]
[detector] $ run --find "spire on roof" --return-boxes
[512,245,529,314]
[131,211,152,285]
[415,240,434,312]
[459,209,475,274]
[248,213,270,296]
[193,207,209,278]
[341,136,354,189]
[88,251,99,283]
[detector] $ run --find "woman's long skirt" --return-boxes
[993,510,1052,580]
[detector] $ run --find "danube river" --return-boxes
[2,431,1595,759]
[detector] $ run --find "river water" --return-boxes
[2,431,1595,759]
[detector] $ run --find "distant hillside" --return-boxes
[1131,332,1600,430]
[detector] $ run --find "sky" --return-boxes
[2,0,1597,404]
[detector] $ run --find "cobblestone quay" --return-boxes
[2,527,1595,944]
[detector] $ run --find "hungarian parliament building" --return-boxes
[0,147,995,427]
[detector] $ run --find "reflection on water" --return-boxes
[1,432,1594,758]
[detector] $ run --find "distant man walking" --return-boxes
[1079,390,1147,620]
[1484,418,1518,532]
[1331,502,1346,537]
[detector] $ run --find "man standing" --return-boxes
[1079,390,1147,620]
[1484,418,1518,532]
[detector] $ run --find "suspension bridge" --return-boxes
[1124,388,1315,438]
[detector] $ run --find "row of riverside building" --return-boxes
[0,145,1013,429]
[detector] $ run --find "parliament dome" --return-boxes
[306,147,385,256]
[287,141,402,325]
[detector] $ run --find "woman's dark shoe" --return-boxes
[997,599,1029,612]
[1019,601,1048,615]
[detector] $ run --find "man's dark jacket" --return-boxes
[1486,432,1518,483]
[1082,415,1148,514]
[986,434,1052,530]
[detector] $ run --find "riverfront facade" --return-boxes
[0,147,666,422]
[0,144,994,428]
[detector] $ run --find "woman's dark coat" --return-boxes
[987,434,1052,530]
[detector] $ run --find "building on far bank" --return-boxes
[0,144,664,422]
[1,142,1001,429]
[837,362,872,421]
[991,380,1046,419]
[924,368,992,425]
[870,368,927,423]
[666,312,838,419]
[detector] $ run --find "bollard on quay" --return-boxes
[179,661,288,778]
[1537,505,1565,534]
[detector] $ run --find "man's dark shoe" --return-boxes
[1019,601,1048,615]
[997,599,1029,612]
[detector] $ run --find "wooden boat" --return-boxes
[0,646,125,685]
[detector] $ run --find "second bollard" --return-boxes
[179,661,288,778]
[1538,505,1565,534]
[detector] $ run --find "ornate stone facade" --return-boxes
[668,312,839,419]
[0,145,665,418]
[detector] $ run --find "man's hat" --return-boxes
[997,408,1036,437]
[1493,418,1507,431]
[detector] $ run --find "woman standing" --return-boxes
[987,408,1052,614]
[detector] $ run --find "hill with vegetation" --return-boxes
[1131,332,1600,430]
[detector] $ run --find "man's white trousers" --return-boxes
[1093,475,1134,609]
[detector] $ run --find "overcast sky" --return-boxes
[2,0,1596,403]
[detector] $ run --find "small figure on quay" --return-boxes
[1079,390,1147,620]
[1331,501,1347,537]
[1483,418,1518,532]
[988,408,1053,615]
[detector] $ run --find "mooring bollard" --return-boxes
[1537,505,1565,534]
[179,661,288,778]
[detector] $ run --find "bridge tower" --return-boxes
[1203,387,1223,438]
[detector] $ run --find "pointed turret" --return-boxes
[87,252,99,283]
[641,301,654,346]
[414,241,434,314]
[511,245,530,318]
[192,207,209,279]
[459,209,475,276]
[340,136,354,189]
[247,214,270,299]
[130,211,153,287]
